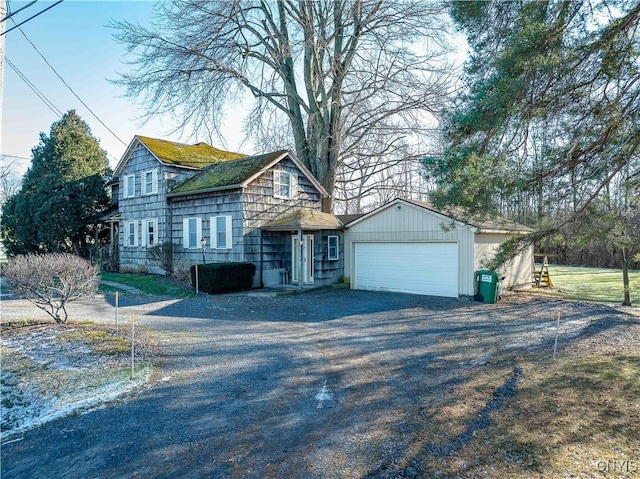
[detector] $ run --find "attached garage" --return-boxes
[343,198,533,298]
[353,242,459,297]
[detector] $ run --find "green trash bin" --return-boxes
[476,270,501,304]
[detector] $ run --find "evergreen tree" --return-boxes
[425,1,639,222]
[1,111,111,256]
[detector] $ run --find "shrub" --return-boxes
[3,253,99,324]
[146,242,175,273]
[190,262,256,294]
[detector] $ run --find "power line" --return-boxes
[12,18,128,148]
[5,56,63,116]
[1,1,37,24]
[1,154,31,161]
[1,0,62,36]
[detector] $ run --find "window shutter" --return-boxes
[183,218,189,249]
[291,173,298,199]
[210,216,217,249]
[133,221,139,247]
[225,216,232,249]
[152,170,158,194]
[141,220,147,247]
[196,218,202,246]
[273,170,280,197]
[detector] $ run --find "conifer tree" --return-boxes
[1,111,110,256]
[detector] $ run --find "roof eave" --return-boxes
[167,184,243,198]
[262,224,342,232]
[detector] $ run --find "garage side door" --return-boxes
[353,242,459,297]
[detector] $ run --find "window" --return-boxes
[211,215,232,250]
[143,170,158,195]
[183,217,202,249]
[328,235,339,260]
[126,221,138,247]
[142,219,158,247]
[124,174,135,198]
[274,170,294,199]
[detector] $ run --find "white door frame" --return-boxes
[292,234,314,284]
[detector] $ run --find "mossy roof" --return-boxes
[137,135,245,169]
[262,208,342,231]
[170,150,287,194]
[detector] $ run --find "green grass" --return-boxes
[544,265,640,304]
[100,271,194,297]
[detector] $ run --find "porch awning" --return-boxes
[261,208,342,231]
[99,210,121,223]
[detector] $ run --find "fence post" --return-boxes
[195,264,199,294]
[115,291,119,334]
[131,314,135,380]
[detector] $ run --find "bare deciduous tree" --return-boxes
[3,254,100,324]
[112,0,453,211]
[0,159,21,207]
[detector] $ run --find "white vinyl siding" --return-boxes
[183,217,202,249]
[273,170,295,199]
[124,174,135,198]
[353,242,459,298]
[126,220,138,247]
[210,215,232,250]
[142,218,158,247]
[328,235,339,260]
[142,169,158,195]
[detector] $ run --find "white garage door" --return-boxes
[353,242,459,297]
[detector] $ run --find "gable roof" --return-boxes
[344,198,533,234]
[114,135,245,176]
[403,199,534,233]
[167,150,328,197]
[262,208,342,231]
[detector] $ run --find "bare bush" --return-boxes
[3,254,100,324]
[146,242,174,274]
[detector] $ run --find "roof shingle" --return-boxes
[169,151,287,194]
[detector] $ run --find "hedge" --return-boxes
[190,262,256,294]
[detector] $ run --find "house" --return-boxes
[109,136,532,297]
[112,136,343,286]
[342,198,533,298]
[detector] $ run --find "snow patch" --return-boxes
[315,380,334,408]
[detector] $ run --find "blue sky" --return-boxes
[3,1,467,177]
[2,0,247,174]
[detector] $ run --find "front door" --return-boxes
[292,235,314,284]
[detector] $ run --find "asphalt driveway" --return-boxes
[0,288,628,478]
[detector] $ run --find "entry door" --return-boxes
[292,235,314,284]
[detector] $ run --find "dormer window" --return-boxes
[274,170,293,199]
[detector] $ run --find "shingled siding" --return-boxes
[118,144,198,272]
[243,158,322,268]
[168,190,246,271]
[261,231,343,286]
[315,231,344,285]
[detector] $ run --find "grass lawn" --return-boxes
[543,265,640,304]
[100,271,194,297]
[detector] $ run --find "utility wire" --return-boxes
[13,20,128,147]
[6,56,63,116]
[1,0,62,36]
[1,0,37,24]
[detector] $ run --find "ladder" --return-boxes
[532,256,553,287]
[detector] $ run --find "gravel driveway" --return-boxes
[0,288,633,478]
